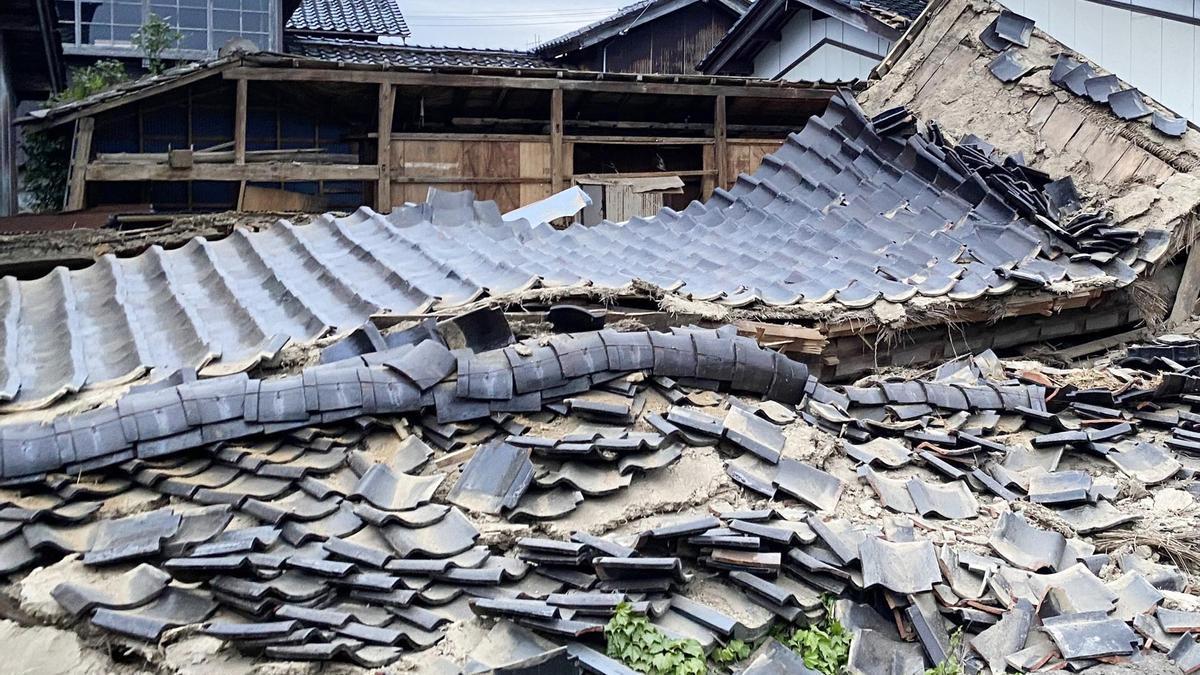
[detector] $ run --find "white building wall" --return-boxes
[998,0,1200,121]
[751,8,893,82]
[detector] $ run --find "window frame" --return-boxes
[58,0,278,59]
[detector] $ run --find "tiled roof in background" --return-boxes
[535,0,749,54]
[287,0,411,38]
[284,37,551,69]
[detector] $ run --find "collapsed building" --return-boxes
[1,0,1200,673]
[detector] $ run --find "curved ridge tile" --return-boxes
[121,247,217,373]
[2,268,87,410]
[0,277,20,401]
[71,257,152,388]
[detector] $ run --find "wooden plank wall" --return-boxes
[389,136,781,210]
[390,137,550,212]
[725,140,779,190]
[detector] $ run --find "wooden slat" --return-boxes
[64,117,94,211]
[376,83,395,211]
[550,88,564,195]
[233,79,247,165]
[714,95,729,191]
[701,144,715,199]
[519,141,552,207]
[1170,243,1200,326]
[224,67,838,100]
[86,162,379,181]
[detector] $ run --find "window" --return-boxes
[57,0,276,57]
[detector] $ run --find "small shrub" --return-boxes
[132,12,182,75]
[713,638,751,665]
[605,602,706,675]
[771,600,852,675]
[51,59,127,105]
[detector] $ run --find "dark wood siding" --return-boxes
[562,4,741,74]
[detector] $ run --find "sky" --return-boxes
[397,1,629,51]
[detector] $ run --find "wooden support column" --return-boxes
[64,116,94,211]
[550,87,564,194]
[234,79,247,165]
[714,94,729,191]
[1170,243,1200,326]
[376,82,395,212]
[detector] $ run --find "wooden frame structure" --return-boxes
[21,54,841,215]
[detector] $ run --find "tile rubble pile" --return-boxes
[0,308,1199,672]
[982,8,1188,137]
[0,87,1173,410]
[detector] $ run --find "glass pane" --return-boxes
[83,23,111,44]
[180,28,207,50]
[56,0,75,20]
[112,3,140,25]
[213,0,239,9]
[213,9,240,30]
[213,30,241,47]
[111,22,136,43]
[241,12,268,33]
[179,8,207,30]
[243,0,269,10]
[180,0,207,6]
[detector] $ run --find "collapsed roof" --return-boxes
[2,69,1189,409]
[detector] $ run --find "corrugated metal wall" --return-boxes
[752,9,892,81]
[998,0,1200,121]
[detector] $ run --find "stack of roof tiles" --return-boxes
[0,91,1170,410]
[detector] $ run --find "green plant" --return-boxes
[924,629,965,675]
[771,601,852,675]
[51,59,127,105]
[605,602,706,675]
[20,130,69,212]
[132,12,182,74]
[713,638,751,665]
[26,59,128,212]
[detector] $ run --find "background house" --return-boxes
[534,0,750,74]
[2,0,64,216]
[995,0,1200,122]
[698,0,925,81]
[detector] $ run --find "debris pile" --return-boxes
[0,308,1196,672]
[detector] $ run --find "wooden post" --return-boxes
[701,144,716,199]
[1170,243,1200,326]
[550,87,564,194]
[376,82,395,212]
[64,116,94,211]
[714,94,729,191]
[234,79,247,165]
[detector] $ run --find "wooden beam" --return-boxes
[224,67,837,100]
[701,144,716,199]
[376,82,395,212]
[550,88,564,194]
[234,79,248,165]
[25,64,227,132]
[64,117,94,211]
[1170,243,1200,326]
[390,176,548,184]
[714,95,729,191]
[85,162,380,182]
